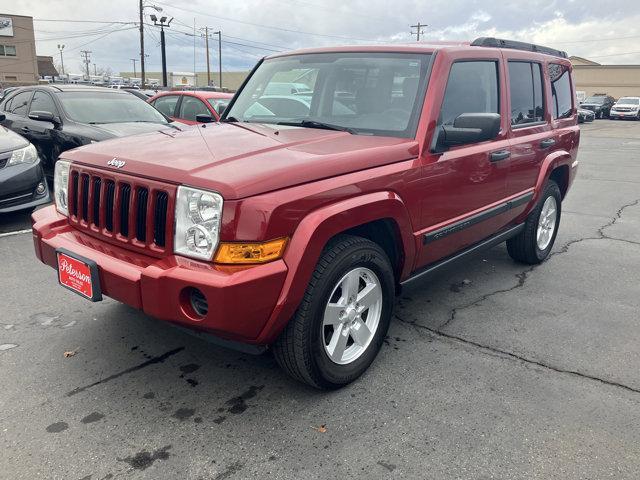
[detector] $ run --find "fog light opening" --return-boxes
[189,288,208,317]
[36,182,47,195]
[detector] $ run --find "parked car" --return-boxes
[124,88,158,100]
[577,108,595,123]
[32,38,579,389]
[0,84,179,173]
[149,90,233,125]
[580,95,615,119]
[0,113,50,213]
[609,97,640,120]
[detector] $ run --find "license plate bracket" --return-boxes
[56,248,103,302]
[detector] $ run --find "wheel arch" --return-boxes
[255,191,415,344]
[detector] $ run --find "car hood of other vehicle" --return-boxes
[85,121,182,140]
[0,125,29,153]
[63,121,419,199]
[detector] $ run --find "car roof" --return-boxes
[10,84,130,94]
[152,90,233,99]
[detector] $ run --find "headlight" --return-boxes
[53,160,70,216]
[7,144,38,166]
[174,186,223,261]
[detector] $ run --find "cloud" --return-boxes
[7,0,640,75]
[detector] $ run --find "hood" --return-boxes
[0,125,29,154]
[85,121,183,139]
[63,122,419,199]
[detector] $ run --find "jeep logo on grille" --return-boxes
[107,158,126,169]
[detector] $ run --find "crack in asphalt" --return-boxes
[438,198,640,331]
[395,313,640,395]
[398,198,640,395]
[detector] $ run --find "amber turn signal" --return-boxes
[214,238,288,264]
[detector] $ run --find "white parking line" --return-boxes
[0,229,32,238]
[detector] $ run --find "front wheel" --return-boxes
[273,235,395,389]
[507,181,562,265]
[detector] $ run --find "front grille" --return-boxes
[68,166,175,256]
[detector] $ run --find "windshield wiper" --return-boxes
[277,119,354,134]
[222,116,240,123]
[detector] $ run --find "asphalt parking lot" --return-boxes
[1,120,639,479]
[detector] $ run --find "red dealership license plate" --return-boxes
[56,249,102,302]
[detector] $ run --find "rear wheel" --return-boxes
[507,180,561,265]
[273,235,395,389]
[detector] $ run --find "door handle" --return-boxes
[490,150,510,162]
[21,126,30,133]
[540,138,556,149]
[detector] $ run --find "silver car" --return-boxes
[609,97,640,120]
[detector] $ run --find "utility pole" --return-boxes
[131,58,138,78]
[57,44,65,76]
[151,15,172,87]
[202,27,211,86]
[80,50,91,80]
[410,22,427,42]
[93,63,97,76]
[215,30,222,89]
[139,0,145,87]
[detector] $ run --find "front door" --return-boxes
[417,58,512,267]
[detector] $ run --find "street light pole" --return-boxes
[57,44,65,76]
[151,15,172,87]
[131,58,138,78]
[204,27,211,86]
[140,3,163,88]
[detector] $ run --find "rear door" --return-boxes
[417,55,512,267]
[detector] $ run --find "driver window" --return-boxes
[29,91,58,116]
[439,61,499,125]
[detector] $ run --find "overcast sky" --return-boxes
[8,0,640,75]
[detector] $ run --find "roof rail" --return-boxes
[471,37,568,58]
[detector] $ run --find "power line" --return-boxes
[410,22,427,42]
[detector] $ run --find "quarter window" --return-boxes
[508,61,544,126]
[439,61,499,126]
[549,64,573,119]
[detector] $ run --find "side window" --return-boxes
[8,91,32,116]
[179,96,209,121]
[549,63,573,119]
[440,61,499,125]
[29,91,58,115]
[508,61,544,126]
[153,95,179,117]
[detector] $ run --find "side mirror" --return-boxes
[195,114,215,123]
[29,111,60,126]
[436,113,501,151]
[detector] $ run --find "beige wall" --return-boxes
[120,71,250,91]
[573,65,640,99]
[0,14,38,84]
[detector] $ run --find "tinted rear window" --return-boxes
[549,64,573,119]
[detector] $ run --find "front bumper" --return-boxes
[31,205,288,344]
[609,110,639,119]
[0,160,50,213]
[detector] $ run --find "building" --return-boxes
[119,71,250,91]
[570,56,640,99]
[37,55,58,78]
[0,14,38,85]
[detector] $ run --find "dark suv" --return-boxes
[32,38,579,389]
[580,94,615,119]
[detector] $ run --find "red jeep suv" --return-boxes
[32,38,579,389]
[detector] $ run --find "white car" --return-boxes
[609,97,640,120]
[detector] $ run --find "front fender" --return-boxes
[255,191,415,344]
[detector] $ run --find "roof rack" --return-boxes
[471,37,568,58]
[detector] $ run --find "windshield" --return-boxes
[584,96,605,104]
[617,98,640,105]
[207,98,230,115]
[58,91,168,124]
[224,52,432,137]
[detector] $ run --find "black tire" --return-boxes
[273,234,395,389]
[507,181,562,265]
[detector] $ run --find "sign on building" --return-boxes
[0,17,14,37]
